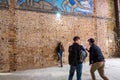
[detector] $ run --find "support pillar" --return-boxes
[8,0,17,71]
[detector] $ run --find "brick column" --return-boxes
[113,0,120,57]
[8,0,17,71]
[92,0,98,42]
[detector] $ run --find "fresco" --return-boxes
[17,0,92,14]
[0,0,87,15]
[0,0,92,14]
[0,0,8,8]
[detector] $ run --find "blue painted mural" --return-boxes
[0,0,92,14]
[17,0,92,14]
[0,0,92,15]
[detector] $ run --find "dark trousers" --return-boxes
[68,64,83,80]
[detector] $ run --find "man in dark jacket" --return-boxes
[87,38,109,80]
[68,36,87,80]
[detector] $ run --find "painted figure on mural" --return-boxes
[0,0,8,7]
[0,0,8,3]
[17,0,57,10]
[17,0,33,6]
[62,0,90,12]
[17,0,46,7]
[26,0,34,6]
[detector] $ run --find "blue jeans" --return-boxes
[58,50,63,66]
[68,64,83,80]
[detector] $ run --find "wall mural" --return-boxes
[17,0,92,15]
[0,0,92,15]
[0,0,8,8]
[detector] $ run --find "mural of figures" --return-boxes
[17,0,92,15]
[17,0,34,6]
[62,0,90,12]
[0,0,8,8]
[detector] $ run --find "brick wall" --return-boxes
[0,10,10,72]
[0,0,116,72]
[15,11,97,70]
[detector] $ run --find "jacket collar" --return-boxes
[73,42,79,45]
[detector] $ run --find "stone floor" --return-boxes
[0,58,120,80]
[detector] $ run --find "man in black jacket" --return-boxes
[87,38,109,80]
[68,36,87,80]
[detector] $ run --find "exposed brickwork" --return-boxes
[8,0,17,71]
[0,0,116,72]
[15,11,96,70]
[96,0,110,18]
[0,10,10,72]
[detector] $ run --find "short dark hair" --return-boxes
[73,36,80,41]
[88,38,95,43]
